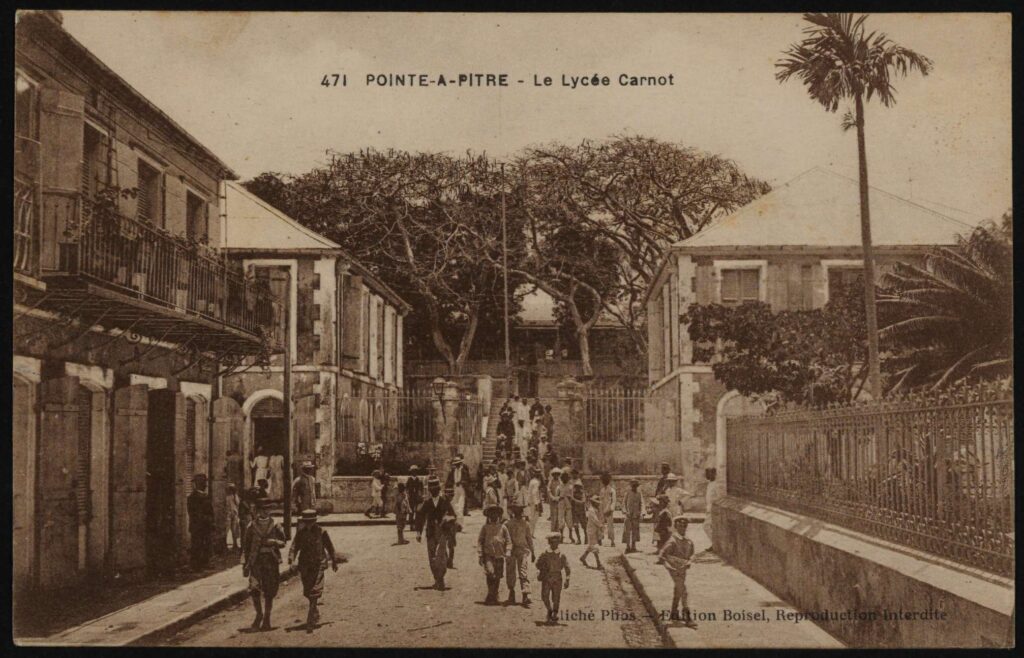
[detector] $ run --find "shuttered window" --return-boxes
[186,190,208,242]
[801,265,814,310]
[828,267,864,301]
[136,159,161,224]
[721,268,760,305]
[76,387,92,525]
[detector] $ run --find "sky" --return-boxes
[59,11,1012,221]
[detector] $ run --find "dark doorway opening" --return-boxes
[253,417,286,457]
[146,390,177,577]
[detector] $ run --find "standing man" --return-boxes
[667,474,693,518]
[598,473,617,547]
[445,454,471,524]
[504,503,535,606]
[703,467,725,551]
[654,462,673,497]
[187,473,214,571]
[292,460,318,514]
[406,465,424,531]
[416,475,458,590]
[241,496,286,631]
[515,396,531,456]
[526,466,544,537]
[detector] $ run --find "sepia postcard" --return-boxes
[10,9,1014,650]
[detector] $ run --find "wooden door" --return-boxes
[37,376,82,589]
[110,385,148,579]
[145,389,183,574]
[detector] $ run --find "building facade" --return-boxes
[645,167,977,500]
[13,11,281,594]
[217,182,410,501]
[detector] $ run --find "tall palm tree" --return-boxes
[776,13,933,399]
[879,218,1012,391]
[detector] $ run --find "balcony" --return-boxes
[28,193,284,356]
[14,136,41,284]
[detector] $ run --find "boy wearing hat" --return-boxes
[653,494,673,551]
[657,515,698,627]
[579,495,605,569]
[478,504,511,604]
[241,497,287,630]
[622,479,643,553]
[504,503,534,605]
[536,532,571,623]
[416,475,458,590]
[395,481,412,545]
[288,509,339,630]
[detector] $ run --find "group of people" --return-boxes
[495,396,554,464]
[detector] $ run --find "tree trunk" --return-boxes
[855,92,883,400]
[577,327,594,379]
[453,304,482,376]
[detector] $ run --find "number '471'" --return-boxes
[321,74,347,87]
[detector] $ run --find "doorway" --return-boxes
[249,396,285,496]
[146,390,177,576]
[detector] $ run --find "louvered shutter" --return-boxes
[38,376,83,589]
[38,86,84,271]
[721,270,739,303]
[111,385,148,578]
[741,269,759,302]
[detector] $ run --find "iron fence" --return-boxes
[726,381,1014,576]
[339,392,484,445]
[582,388,680,442]
[48,195,281,343]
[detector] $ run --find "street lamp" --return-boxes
[431,377,447,423]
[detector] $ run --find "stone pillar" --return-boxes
[554,377,586,470]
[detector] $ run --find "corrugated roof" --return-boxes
[676,167,976,249]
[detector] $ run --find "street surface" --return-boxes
[169,513,663,648]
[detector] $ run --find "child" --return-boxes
[366,470,383,518]
[653,494,673,551]
[622,479,643,553]
[288,508,339,630]
[478,504,511,605]
[579,495,605,569]
[395,481,412,544]
[536,532,571,623]
[598,473,617,547]
[547,467,562,531]
[226,483,241,550]
[241,496,287,631]
[657,515,698,627]
[570,482,587,545]
[504,503,534,606]
[558,471,573,541]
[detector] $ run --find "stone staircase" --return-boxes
[481,397,505,465]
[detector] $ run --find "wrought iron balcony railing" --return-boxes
[40,193,283,351]
[14,136,41,279]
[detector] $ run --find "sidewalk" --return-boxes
[18,562,297,647]
[620,527,843,648]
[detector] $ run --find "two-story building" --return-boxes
[645,167,976,500]
[217,181,411,502]
[13,11,282,595]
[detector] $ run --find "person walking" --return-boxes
[416,475,457,590]
[478,504,511,605]
[653,494,673,551]
[288,508,339,631]
[366,470,384,518]
[570,481,587,545]
[187,473,214,571]
[536,532,571,624]
[292,461,317,513]
[579,495,605,570]
[547,467,562,532]
[251,446,270,489]
[526,467,544,537]
[541,405,555,443]
[657,515,698,627]
[504,503,534,606]
[557,471,574,542]
[445,454,471,524]
[654,462,673,497]
[598,472,617,547]
[241,496,286,631]
[268,452,285,500]
[622,479,643,553]
[406,466,424,531]
[529,397,545,423]
[703,467,725,551]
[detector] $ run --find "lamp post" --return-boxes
[501,162,512,399]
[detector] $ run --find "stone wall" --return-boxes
[713,496,1014,648]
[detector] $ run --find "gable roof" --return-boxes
[675,167,977,250]
[222,181,340,250]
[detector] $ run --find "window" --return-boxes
[827,267,864,301]
[186,190,208,242]
[14,71,39,141]
[720,268,760,305]
[136,159,162,225]
[81,124,106,200]
[800,264,814,310]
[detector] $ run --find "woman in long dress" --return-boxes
[252,446,271,489]
[268,453,285,500]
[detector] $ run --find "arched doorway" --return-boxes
[715,391,764,488]
[243,392,286,498]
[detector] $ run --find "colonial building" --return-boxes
[13,11,281,594]
[644,167,976,499]
[218,181,411,500]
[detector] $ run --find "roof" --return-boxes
[517,288,620,329]
[221,182,411,313]
[17,11,236,180]
[223,182,340,250]
[675,167,977,250]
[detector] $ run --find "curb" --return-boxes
[127,565,298,646]
[619,553,676,648]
